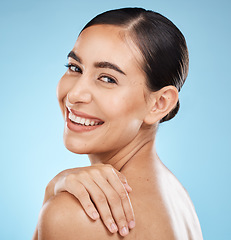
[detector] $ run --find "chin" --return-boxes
[63,137,88,154]
[63,133,102,155]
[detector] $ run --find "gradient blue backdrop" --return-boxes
[1,0,230,239]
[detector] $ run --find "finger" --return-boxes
[73,182,100,220]
[112,169,133,193]
[92,176,132,237]
[54,175,100,221]
[123,182,133,193]
[106,170,135,226]
[79,178,119,234]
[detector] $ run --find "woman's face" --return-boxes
[57,25,151,155]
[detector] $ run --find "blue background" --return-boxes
[0,0,230,239]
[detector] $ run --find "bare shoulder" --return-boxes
[37,192,117,240]
[160,165,204,240]
[122,162,203,240]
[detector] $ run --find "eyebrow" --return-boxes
[94,62,126,75]
[67,51,126,75]
[67,51,82,63]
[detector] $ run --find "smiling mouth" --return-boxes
[68,112,104,126]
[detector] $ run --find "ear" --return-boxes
[144,86,179,125]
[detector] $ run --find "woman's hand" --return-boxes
[43,164,135,236]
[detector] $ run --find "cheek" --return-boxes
[101,88,147,121]
[95,88,148,150]
[99,92,145,150]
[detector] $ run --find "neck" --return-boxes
[88,128,158,171]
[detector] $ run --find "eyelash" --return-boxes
[65,63,82,73]
[65,63,117,84]
[99,76,117,84]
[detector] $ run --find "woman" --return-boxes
[33,8,203,239]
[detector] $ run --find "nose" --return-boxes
[67,77,93,105]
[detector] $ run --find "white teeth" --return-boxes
[68,112,101,126]
[80,118,85,125]
[85,119,90,126]
[76,116,81,122]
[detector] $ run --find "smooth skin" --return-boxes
[34,25,203,239]
[33,164,134,238]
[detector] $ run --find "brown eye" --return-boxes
[65,64,82,73]
[99,76,117,84]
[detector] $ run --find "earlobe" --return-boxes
[144,86,178,125]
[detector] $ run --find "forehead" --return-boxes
[72,25,143,71]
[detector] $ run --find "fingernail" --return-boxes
[110,223,118,233]
[92,211,99,220]
[129,220,135,229]
[125,183,132,192]
[120,226,129,236]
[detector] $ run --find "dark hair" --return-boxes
[81,8,189,123]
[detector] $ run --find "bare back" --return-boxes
[119,159,203,240]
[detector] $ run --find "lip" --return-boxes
[65,107,104,133]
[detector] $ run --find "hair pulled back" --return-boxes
[81,8,189,123]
